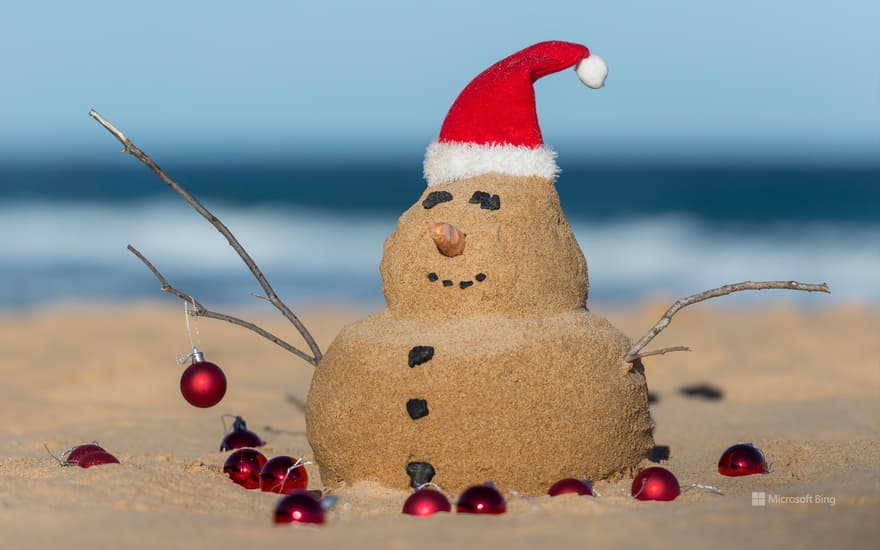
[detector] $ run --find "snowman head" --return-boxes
[381,172,588,318]
[381,41,606,318]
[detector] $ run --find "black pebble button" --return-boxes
[406,461,436,489]
[408,346,435,367]
[406,399,429,420]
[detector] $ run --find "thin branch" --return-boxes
[127,245,318,366]
[625,280,830,363]
[631,346,691,360]
[90,109,322,364]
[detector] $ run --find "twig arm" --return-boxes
[127,245,318,366]
[632,346,691,359]
[90,109,322,363]
[625,280,830,362]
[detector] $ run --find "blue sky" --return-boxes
[1,0,878,164]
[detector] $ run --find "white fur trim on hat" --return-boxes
[576,54,607,89]
[423,141,560,186]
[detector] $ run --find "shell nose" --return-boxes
[431,223,466,257]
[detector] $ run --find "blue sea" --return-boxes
[1,160,878,310]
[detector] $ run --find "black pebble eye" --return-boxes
[422,191,453,209]
[468,190,500,210]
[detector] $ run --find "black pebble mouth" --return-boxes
[427,272,486,289]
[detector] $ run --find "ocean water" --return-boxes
[1,162,878,310]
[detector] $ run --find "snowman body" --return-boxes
[306,174,654,495]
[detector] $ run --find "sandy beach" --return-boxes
[0,301,876,548]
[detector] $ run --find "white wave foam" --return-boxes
[0,200,394,273]
[573,216,880,303]
[1,201,877,306]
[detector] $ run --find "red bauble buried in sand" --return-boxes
[180,350,226,408]
[48,443,119,468]
[76,451,120,468]
[220,415,265,451]
[631,467,680,501]
[64,444,106,464]
[260,456,309,494]
[402,488,452,517]
[273,492,325,525]
[456,484,506,515]
[718,443,767,476]
[224,448,268,489]
[548,478,593,496]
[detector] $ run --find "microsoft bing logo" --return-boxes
[752,491,767,506]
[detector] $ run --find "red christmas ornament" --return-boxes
[180,350,226,408]
[273,491,325,525]
[220,416,265,451]
[402,488,451,517]
[260,456,309,494]
[718,443,767,477]
[631,467,680,501]
[75,451,120,468]
[456,484,506,515]
[63,444,106,465]
[548,478,593,497]
[223,448,267,489]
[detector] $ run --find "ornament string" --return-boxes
[176,301,203,365]
[415,481,453,498]
[184,300,201,351]
[632,478,722,498]
[276,457,313,492]
[632,478,647,499]
[43,443,67,466]
[682,483,723,495]
[220,414,237,436]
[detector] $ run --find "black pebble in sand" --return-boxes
[475,273,486,282]
[650,445,671,462]
[678,383,724,401]
[442,280,453,287]
[406,462,437,489]
[460,281,473,289]
[408,346,435,367]
[427,272,439,282]
[406,399,429,420]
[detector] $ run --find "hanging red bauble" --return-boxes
[75,451,120,468]
[548,478,593,496]
[224,448,267,489]
[180,351,227,408]
[718,443,767,477]
[631,467,680,501]
[273,491,325,525]
[63,444,106,465]
[402,488,451,517]
[456,484,506,514]
[260,456,309,494]
[220,416,265,451]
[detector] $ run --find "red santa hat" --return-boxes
[424,40,607,186]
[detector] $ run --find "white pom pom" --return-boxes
[576,54,607,89]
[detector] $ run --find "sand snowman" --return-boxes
[306,41,655,495]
